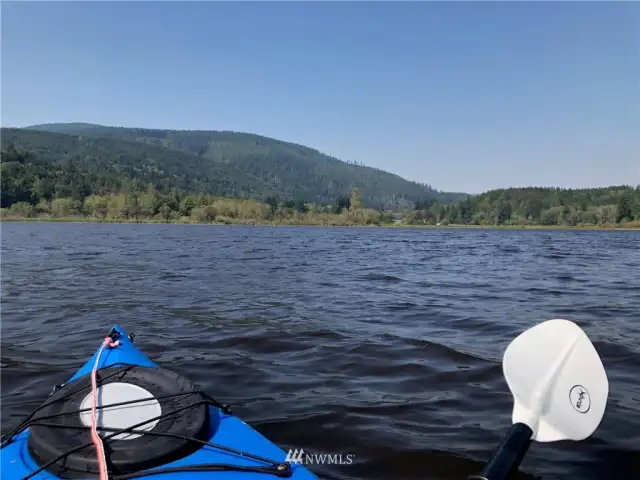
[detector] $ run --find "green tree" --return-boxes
[295,200,309,213]
[265,196,279,214]
[494,200,512,225]
[617,194,632,223]
[9,202,35,217]
[157,204,174,221]
[138,189,159,218]
[51,198,74,217]
[179,195,199,217]
[334,194,350,214]
[350,187,361,210]
[126,194,140,219]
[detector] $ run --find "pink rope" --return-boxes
[91,336,121,480]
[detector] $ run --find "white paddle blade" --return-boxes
[503,319,608,443]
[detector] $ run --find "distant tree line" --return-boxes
[409,186,640,226]
[1,189,385,226]
[2,142,639,227]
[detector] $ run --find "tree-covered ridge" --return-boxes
[24,123,466,207]
[1,128,277,205]
[2,127,638,228]
[407,186,640,226]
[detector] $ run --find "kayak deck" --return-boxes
[1,325,318,479]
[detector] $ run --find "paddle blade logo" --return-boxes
[570,385,591,414]
[285,448,355,465]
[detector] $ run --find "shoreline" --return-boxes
[1,216,638,231]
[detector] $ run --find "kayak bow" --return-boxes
[0,326,319,480]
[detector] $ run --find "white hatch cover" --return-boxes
[79,382,162,440]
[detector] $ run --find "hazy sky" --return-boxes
[1,1,638,193]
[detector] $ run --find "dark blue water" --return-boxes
[1,222,639,479]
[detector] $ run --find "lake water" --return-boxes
[1,222,639,479]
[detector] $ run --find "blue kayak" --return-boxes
[1,325,319,480]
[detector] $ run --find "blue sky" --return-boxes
[1,2,638,194]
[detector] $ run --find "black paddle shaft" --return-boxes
[469,423,533,480]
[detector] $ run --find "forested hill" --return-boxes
[1,128,279,205]
[16,123,465,207]
[4,124,637,227]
